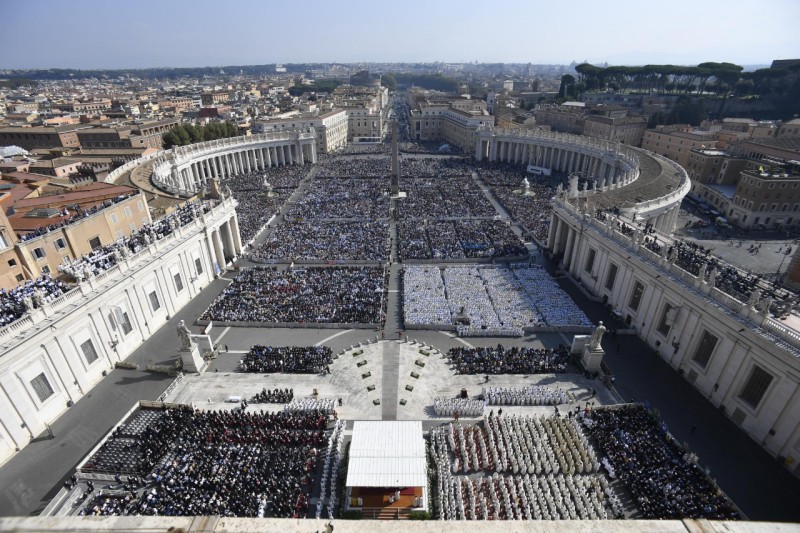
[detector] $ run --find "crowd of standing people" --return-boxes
[59,201,211,281]
[0,275,70,327]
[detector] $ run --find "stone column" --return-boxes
[212,229,226,269]
[563,227,576,269]
[230,213,243,253]
[221,221,236,261]
[569,229,582,277]
[547,214,560,251]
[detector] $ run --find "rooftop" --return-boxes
[346,421,426,488]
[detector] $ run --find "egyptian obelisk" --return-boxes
[390,121,405,198]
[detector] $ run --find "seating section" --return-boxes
[583,405,740,520]
[79,406,331,518]
[429,415,624,520]
[402,266,591,330]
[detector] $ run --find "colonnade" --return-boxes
[547,203,682,277]
[158,138,317,195]
[476,135,637,189]
[206,212,243,272]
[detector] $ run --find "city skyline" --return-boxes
[1,0,798,70]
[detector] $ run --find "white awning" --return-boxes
[345,421,427,488]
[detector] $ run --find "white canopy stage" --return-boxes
[345,421,427,515]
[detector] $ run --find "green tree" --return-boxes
[381,73,397,91]
[558,74,576,98]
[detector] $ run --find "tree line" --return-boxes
[574,62,800,100]
[162,121,239,149]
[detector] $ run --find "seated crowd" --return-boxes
[79,406,331,518]
[252,388,294,404]
[18,193,138,242]
[239,345,333,374]
[315,157,389,178]
[448,344,570,374]
[403,265,590,329]
[397,177,496,219]
[226,165,309,242]
[253,221,389,262]
[286,177,389,220]
[0,275,70,327]
[583,405,739,520]
[398,220,527,260]
[430,415,620,520]
[201,266,384,324]
[59,201,211,281]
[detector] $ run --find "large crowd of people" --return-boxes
[478,162,560,244]
[398,220,526,260]
[447,345,571,374]
[315,157,389,177]
[0,275,70,327]
[79,405,332,518]
[286,177,389,219]
[201,266,385,324]
[402,266,590,329]
[396,177,495,219]
[18,193,139,242]
[59,201,211,281]
[253,221,389,261]
[226,165,309,242]
[429,416,622,520]
[583,405,740,520]
[238,345,333,374]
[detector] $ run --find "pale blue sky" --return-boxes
[1,0,798,69]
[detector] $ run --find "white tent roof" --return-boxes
[345,420,427,488]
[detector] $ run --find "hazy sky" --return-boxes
[2,0,798,69]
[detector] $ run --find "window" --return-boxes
[41,265,50,274]
[739,366,773,409]
[110,213,119,224]
[54,238,67,250]
[148,291,160,311]
[16,273,24,282]
[195,258,203,275]
[174,273,184,292]
[80,339,99,364]
[0,232,8,248]
[30,373,54,402]
[88,236,101,249]
[692,331,718,369]
[584,249,596,273]
[605,263,618,291]
[8,258,17,267]
[137,200,144,212]
[33,247,46,260]
[124,206,132,218]
[656,303,675,336]
[629,281,645,311]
